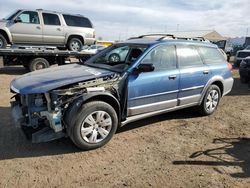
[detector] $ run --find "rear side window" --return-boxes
[42,13,61,26]
[141,45,177,71]
[199,47,225,64]
[176,45,203,68]
[63,15,93,28]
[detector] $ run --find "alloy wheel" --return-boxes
[205,90,219,113]
[80,111,112,143]
[70,41,80,51]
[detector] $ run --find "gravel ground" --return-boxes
[0,66,250,188]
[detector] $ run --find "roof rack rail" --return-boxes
[138,34,175,39]
[128,34,209,42]
[128,34,174,41]
[174,36,206,42]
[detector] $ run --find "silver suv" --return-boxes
[0,9,96,51]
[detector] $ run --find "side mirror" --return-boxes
[136,63,155,73]
[14,17,22,23]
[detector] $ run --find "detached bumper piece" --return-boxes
[32,127,66,143]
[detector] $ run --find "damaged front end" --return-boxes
[11,92,65,143]
[10,73,126,143]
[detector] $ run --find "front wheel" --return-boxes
[0,34,7,49]
[198,85,221,116]
[69,101,118,150]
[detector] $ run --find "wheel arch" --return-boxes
[0,29,11,44]
[67,34,85,45]
[64,92,121,129]
[211,81,224,96]
[199,76,224,104]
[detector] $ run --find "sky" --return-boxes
[0,0,249,40]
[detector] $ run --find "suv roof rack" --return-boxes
[128,34,209,42]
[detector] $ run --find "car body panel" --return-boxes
[128,69,180,116]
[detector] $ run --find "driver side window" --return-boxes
[141,45,177,71]
[17,11,40,24]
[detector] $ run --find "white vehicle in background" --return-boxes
[82,44,106,54]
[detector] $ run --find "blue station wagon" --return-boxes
[10,34,234,150]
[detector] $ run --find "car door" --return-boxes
[8,10,43,43]
[42,12,64,44]
[176,45,211,106]
[127,45,179,116]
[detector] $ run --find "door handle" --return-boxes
[57,28,61,31]
[36,26,41,29]
[168,75,177,80]
[203,70,209,74]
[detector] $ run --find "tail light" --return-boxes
[227,63,233,71]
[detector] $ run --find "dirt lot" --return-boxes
[0,66,250,188]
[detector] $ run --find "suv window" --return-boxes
[63,15,92,28]
[176,45,203,68]
[141,45,177,71]
[17,11,40,24]
[42,13,61,26]
[199,47,226,64]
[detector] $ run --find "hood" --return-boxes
[10,64,115,94]
[0,19,7,27]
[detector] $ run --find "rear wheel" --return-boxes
[0,34,7,49]
[69,101,118,150]
[29,58,50,71]
[68,38,83,52]
[198,85,221,116]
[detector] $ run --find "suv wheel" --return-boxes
[68,38,83,52]
[29,58,50,71]
[69,101,118,150]
[198,85,221,116]
[0,34,7,49]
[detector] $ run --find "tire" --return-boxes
[108,53,120,62]
[0,34,7,49]
[29,58,50,72]
[68,38,83,52]
[240,76,248,84]
[69,101,118,150]
[198,85,221,116]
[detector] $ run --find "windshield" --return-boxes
[4,10,21,20]
[85,44,148,72]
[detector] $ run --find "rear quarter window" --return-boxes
[176,45,203,68]
[63,15,93,28]
[198,47,225,64]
